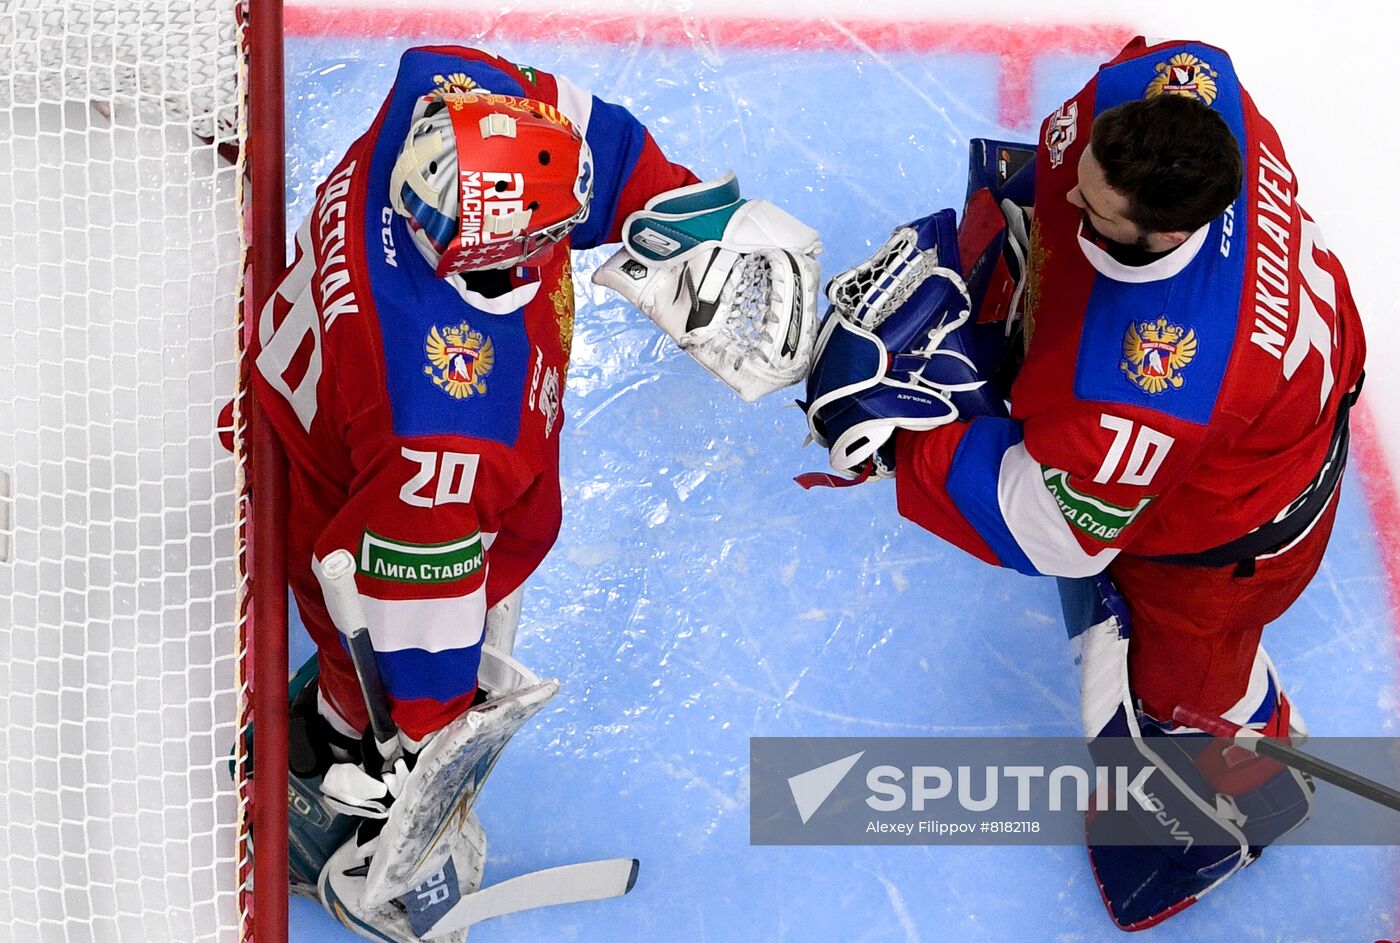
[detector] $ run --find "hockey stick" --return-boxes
[317,549,399,764]
[315,548,642,934]
[1173,705,1400,813]
[421,858,640,939]
[318,548,457,935]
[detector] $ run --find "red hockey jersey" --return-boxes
[895,37,1366,577]
[252,47,697,740]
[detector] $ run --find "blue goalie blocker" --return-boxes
[800,209,1006,481]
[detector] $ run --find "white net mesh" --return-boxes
[1,0,239,144]
[0,2,245,940]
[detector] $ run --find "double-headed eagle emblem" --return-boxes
[1144,53,1219,105]
[425,321,495,399]
[550,261,576,359]
[430,72,479,98]
[1121,316,1197,395]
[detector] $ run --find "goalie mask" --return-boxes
[390,92,594,275]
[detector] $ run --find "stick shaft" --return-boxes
[346,626,398,745]
[316,548,398,743]
[1253,738,1400,813]
[1174,704,1400,813]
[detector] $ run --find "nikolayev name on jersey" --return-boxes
[1249,142,1297,360]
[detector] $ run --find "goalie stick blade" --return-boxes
[420,858,640,939]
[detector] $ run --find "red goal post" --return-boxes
[244,1,291,942]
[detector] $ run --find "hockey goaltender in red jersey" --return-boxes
[801,37,1365,929]
[250,45,821,941]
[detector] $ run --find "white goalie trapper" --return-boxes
[804,222,983,476]
[685,248,816,400]
[592,174,822,402]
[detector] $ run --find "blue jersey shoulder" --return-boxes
[1071,42,1252,426]
[1072,219,1247,427]
[358,50,532,445]
[1093,42,1249,176]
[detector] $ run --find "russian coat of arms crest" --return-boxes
[1144,53,1220,105]
[1121,315,1197,395]
[424,321,495,399]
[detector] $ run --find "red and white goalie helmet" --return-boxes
[390,91,594,275]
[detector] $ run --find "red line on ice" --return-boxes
[282,9,1128,127]
[1352,405,1400,641]
[1351,403,1400,940]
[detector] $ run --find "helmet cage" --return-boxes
[390,92,594,275]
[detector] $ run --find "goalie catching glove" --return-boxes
[799,209,1006,484]
[592,173,821,402]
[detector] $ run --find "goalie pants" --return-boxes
[1108,492,1341,723]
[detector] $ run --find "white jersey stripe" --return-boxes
[360,579,488,654]
[552,74,594,139]
[997,441,1118,578]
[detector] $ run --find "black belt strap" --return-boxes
[1147,372,1364,571]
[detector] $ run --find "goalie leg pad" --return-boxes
[319,810,486,943]
[361,646,559,908]
[1064,575,1313,930]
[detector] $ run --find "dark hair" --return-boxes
[1090,94,1243,235]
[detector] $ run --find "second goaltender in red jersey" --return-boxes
[252,47,697,741]
[894,37,1366,577]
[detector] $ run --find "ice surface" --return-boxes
[0,2,1391,941]
[274,6,1400,942]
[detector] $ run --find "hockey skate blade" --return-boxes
[421,858,640,939]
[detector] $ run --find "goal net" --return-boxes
[0,2,280,940]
